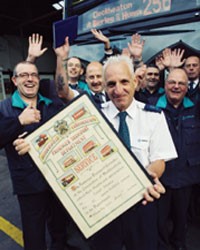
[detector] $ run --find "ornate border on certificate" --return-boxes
[26,93,153,238]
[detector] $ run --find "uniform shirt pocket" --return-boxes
[131,138,149,168]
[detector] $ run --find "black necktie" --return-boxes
[94,93,104,104]
[69,84,78,90]
[189,81,194,91]
[118,111,131,148]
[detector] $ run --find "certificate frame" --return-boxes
[26,93,153,238]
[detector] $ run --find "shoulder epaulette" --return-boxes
[144,104,162,113]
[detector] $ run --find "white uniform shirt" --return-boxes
[71,88,80,97]
[101,99,177,169]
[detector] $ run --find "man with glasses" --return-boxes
[151,68,200,250]
[0,61,67,250]
[135,64,164,103]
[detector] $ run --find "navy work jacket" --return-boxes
[0,90,64,195]
[154,94,200,188]
[135,87,165,104]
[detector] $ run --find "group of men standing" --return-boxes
[0,32,200,250]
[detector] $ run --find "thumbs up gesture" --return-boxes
[18,103,41,125]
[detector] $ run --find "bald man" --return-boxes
[85,61,109,107]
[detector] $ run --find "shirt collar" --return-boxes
[188,79,199,90]
[90,90,105,96]
[189,78,199,84]
[12,90,52,109]
[69,82,78,86]
[104,98,136,119]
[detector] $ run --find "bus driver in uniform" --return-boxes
[90,55,177,250]
[13,55,177,250]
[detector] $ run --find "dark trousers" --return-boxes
[66,217,91,250]
[17,190,67,250]
[158,186,192,250]
[89,201,158,250]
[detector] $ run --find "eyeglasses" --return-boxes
[15,72,39,79]
[166,80,187,87]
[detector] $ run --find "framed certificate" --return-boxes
[26,93,153,238]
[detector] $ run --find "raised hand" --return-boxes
[160,48,171,68]
[134,64,147,90]
[54,36,75,101]
[127,33,145,59]
[91,29,111,50]
[91,29,109,43]
[155,54,165,71]
[54,36,70,60]
[170,48,186,69]
[158,48,186,71]
[27,33,48,62]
